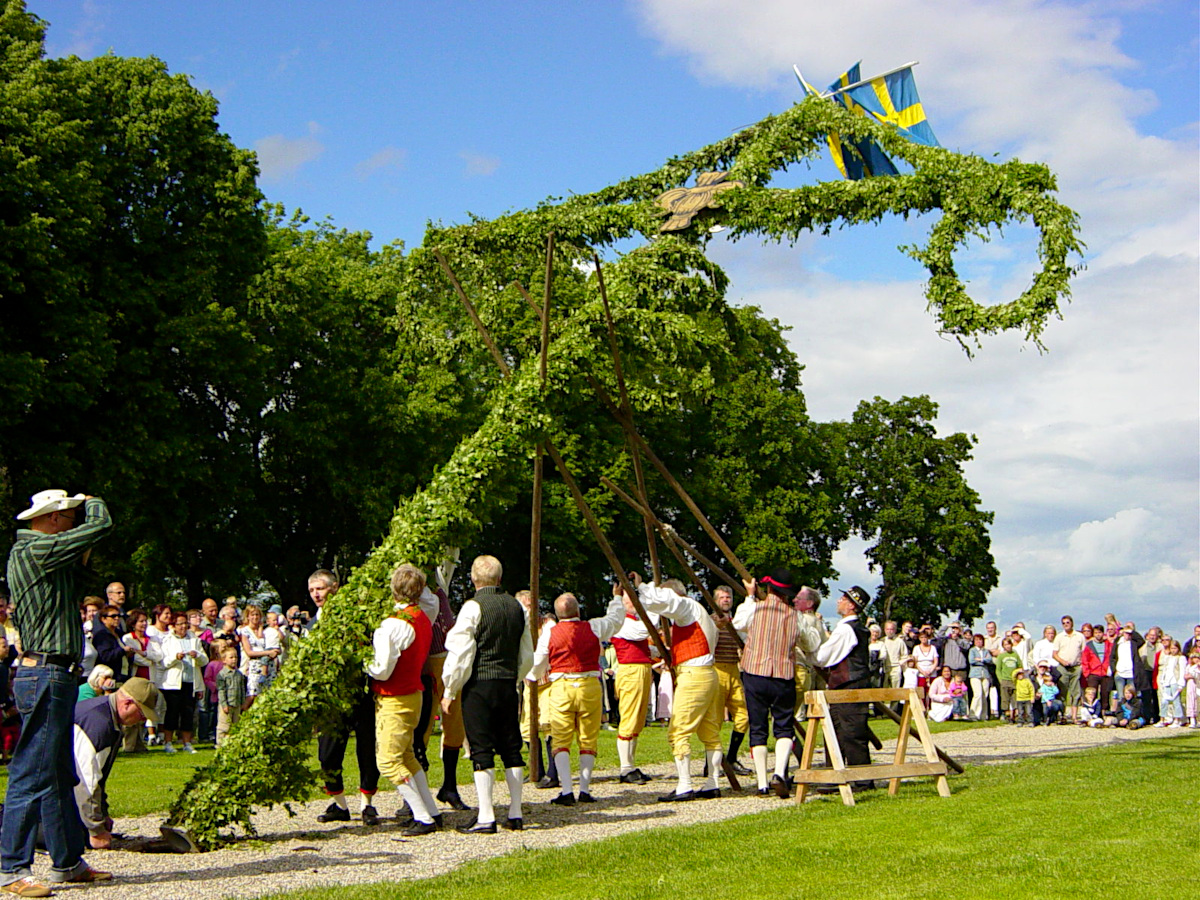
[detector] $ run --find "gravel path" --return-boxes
[50,724,1194,899]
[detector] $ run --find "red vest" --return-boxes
[612,615,653,665]
[548,620,601,674]
[371,607,432,697]
[671,621,710,665]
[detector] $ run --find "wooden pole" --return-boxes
[525,233,554,782]
[592,252,661,584]
[585,374,753,582]
[600,476,746,651]
[437,249,672,671]
[601,476,746,598]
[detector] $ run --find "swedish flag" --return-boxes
[802,62,941,180]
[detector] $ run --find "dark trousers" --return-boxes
[1,664,86,879]
[461,678,524,771]
[828,680,872,786]
[1141,687,1159,724]
[742,672,796,746]
[162,687,197,732]
[318,690,379,795]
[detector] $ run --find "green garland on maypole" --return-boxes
[166,95,1082,847]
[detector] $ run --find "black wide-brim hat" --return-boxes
[760,567,797,599]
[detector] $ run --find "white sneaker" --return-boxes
[1169,722,1182,728]
[164,742,177,754]
[1152,721,1166,727]
[183,743,196,753]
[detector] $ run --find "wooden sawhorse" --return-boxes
[793,687,951,806]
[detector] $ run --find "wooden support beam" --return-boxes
[585,374,752,582]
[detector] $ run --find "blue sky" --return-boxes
[28,0,1199,639]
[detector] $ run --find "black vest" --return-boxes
[824,618,872,689]
[467,587,526,683]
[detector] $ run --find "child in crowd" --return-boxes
[994,637,1022,724]
[901,657,919,692]
[1078,686,1104,727]
[949,672,969,720]
[216,646,249,747]
[1038,672,1063,725]
[200,637,227,744]
[1012,670,1034,725]
[1185,652,1200,728]
[1155,640,1186,728]
[1115,684,1144,729]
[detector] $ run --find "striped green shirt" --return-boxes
[7,497,113,658]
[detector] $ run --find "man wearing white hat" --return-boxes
[3,490,114,896]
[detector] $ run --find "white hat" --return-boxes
[16,490,85,521]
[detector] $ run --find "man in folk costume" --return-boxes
[709,585,750,777]
[610,589,660,784]
[813,586,876,793]
[632,574,722,802]
[412,553,469,811]
[367,564,439,835]
[528,591,627,806]
[733,569,822,798]
[516,590,557,789]
[793,586,829,721]
[441,555,533,833]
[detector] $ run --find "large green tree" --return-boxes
[836,395,999,625]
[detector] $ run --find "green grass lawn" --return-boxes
[260,733,1199,900]
[0,716,999,819]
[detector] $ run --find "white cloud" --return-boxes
[253,122,324,181]
[354,146,408,180]
[459,151,500,177]
[47,0,108,58]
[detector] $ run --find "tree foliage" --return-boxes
[836,396,1000,626]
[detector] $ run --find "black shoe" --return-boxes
[853,780,876,792]
[361,805,380,826]
[537,775,560,790]
[501,817,523,831]
[730,760,751,777]
[431,814,444,830]
[619,770,644,784]
[638,769,653,784]
[770,774,790,799]
[317,802,351,823]
[657,790,694,802]
[550,792,576,807]
[437,787,468,811]
[695,788,721,800]
[402,819,438,836]
[456,816,497,834]
[756,787,771,797]
[395,812,414,827]
[577,791,596,804]
[814,783,845,795]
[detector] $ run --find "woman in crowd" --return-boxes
[967,633,990,721]
[239,604,281,705]
[912,629,939,709]
[78,664,116,702]
[1082,623,1114,712]
[927,665,955,723]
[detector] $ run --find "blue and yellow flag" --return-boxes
[801,62,941,180]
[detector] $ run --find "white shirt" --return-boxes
[1032,638,1057,669]
[529,598,625,682]
[160,634,208,691]
[441,593,534,703]
[814,615,860,669]
[366,611,418,683]
[636,583,717,666]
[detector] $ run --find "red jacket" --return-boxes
[1081,639,1111,679]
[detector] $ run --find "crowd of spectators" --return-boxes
[862,616,1200,729]
[0,584,313,755]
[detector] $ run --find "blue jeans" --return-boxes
[1,664,88,882]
